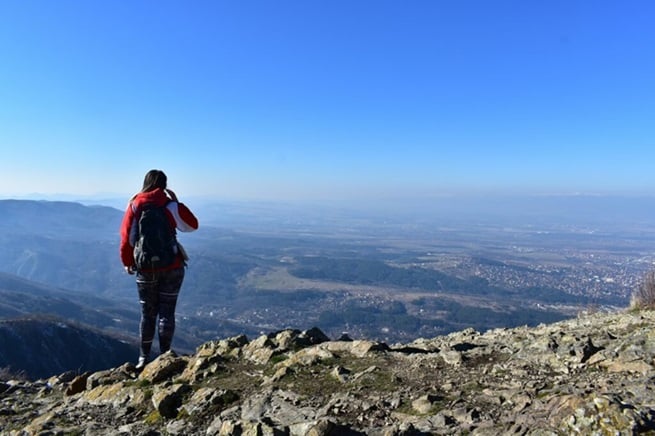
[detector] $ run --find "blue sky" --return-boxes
[1,1,653,201]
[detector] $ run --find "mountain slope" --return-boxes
[0,316,138,380]
[0,200,129,297]
[0,272,140,334]
[0,272,143,380]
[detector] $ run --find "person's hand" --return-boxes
[165,189,178,202]
[125,265,135,275]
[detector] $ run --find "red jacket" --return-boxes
[119,188,199,270]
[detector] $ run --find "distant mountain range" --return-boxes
[0,199,129,298]
[0,199,122,240]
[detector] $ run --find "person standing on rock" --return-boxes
[119,169,199,369]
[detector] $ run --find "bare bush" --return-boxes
[632,269,655,310]
[0,366,27,382]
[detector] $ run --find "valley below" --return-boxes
[1,197,654,379]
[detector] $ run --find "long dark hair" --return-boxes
[141,169,167,193]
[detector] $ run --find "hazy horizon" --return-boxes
[3,192,655,231]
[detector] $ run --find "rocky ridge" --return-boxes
[1,310,654,435]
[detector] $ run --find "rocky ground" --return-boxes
[1,309,655,435]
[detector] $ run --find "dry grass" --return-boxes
[632,269,655,310]
[0,366,28,382]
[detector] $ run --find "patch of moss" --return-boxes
[176,407,190,420]
[144,410,162,425]
[394,401,419,416]
[394,400,444,417]
[277,367,343,397]
[219,389,240,405]
[461,380,482,394]
[142,387,153,401]
[136,379,152,388]
[269,354,289,365]
[354,369,397,393]
[205,361,266,395]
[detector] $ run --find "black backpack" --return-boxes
[133,203,177,270]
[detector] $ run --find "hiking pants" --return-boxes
[136,267,185,358]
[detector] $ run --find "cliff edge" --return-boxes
[1,310,654,435]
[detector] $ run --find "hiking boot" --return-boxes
[135,356,147,370]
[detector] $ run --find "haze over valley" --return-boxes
[1,195,653,378]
